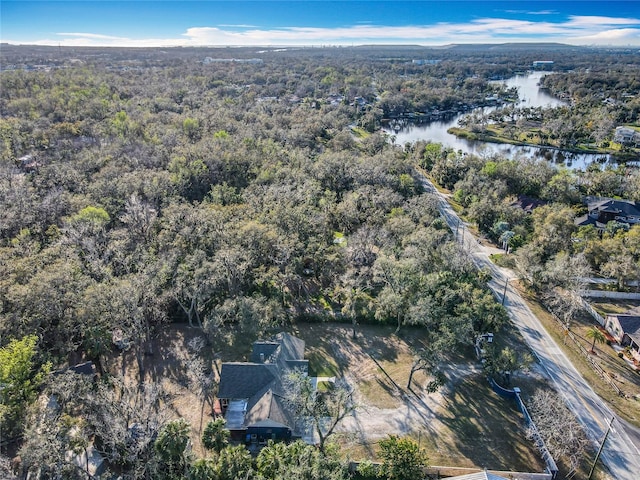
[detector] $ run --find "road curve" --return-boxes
[420,174,640,480]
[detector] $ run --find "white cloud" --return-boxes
[576,28,640,43]
[217,24,259,28]
[504,10,556,16]
[567,15,640,27]
[57,32,129,40]
[5,15,640,47]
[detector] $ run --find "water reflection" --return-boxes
[383,72,616,170]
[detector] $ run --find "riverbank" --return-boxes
[448,126,640,163]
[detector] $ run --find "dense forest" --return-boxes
[1,44,639,478]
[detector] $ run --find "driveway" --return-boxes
[419,173,640,480]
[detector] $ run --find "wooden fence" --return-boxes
[546,305,625,397]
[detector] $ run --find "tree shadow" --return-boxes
[436,373,545,472]
[295,323,405,377]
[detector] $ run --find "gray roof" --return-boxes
[244,389,297,431]
[247,418,290,430]
[218,332,307,431]
[272,332,305,362]
[588,199,640,217]
[250,342,280,363]
[217,363,277,399]
[574,214,600,228]
[249,332,305,368]
[617,315,640,345]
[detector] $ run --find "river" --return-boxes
[383,72,613,170]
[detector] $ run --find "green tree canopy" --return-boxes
[201,418,229,453]
[0,335,50,439]
[155,419,192,479]
[378,435,429,480]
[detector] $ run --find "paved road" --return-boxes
[420,175,640,480]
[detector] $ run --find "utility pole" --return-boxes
[502,278,509,305]
[588,416,615,480]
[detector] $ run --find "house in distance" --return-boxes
[575,197,640,230]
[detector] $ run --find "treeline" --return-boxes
[0,47,511,469]
[418,142,640,296]
[3,44,638,475]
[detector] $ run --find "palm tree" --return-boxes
[202,418,229,453]
[586,326,606,354]
[155,419,191,475]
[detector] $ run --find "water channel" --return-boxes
[382,71,614,170]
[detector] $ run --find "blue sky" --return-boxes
[2,1,640,47]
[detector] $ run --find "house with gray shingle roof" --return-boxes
[614,126,640,146]
[575,197,640,230]
[605,306,640,360]
[217,332,308,444]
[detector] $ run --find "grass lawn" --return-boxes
[293,322,546,474]
[591,300,640,316]
[514,284,640,428]
[350,126,370,138]
[427,373,544,472]
[489,253,517,269]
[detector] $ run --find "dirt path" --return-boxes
[305,325,483,450]
[113,324,541,470]
[339,364,481,441]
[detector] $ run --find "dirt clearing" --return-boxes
[110,322,545,471]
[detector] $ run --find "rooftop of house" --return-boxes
[589,198,640,217]
[615,126,639,137]
[244,389,295,429]
[217,363,278,400]
[576,197,640,228]
[217,332,309,432]
[510,195,547,213]
[574,214,604,229]
[617,315,640,345]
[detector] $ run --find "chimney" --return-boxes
[260,353,265,363]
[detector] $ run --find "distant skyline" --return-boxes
[2,1,640,47]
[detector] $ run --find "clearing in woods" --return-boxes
[110,322,544,471]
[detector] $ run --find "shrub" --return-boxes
[356,460,381,479]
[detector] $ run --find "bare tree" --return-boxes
[283,370,356,454]
[88,376,170,478]
[542,287,586,331]
[0,454,17,480]
[526,389,590,471]
[184,337,217,433]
